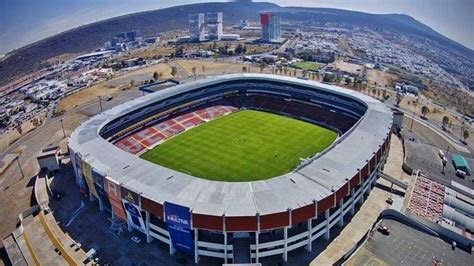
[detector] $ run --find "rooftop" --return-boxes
[68,74,393,217]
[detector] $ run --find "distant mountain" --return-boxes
[275,7,473,55]
[1,2,472,86]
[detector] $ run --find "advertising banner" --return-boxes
[122,199,146,233]
[104,177,127,222]
[81,160,98,198]
[121,186,140,206]
[92,169,111,211]
[74,153,85,188]
[164,201,194,254]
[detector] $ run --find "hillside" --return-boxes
[1,2,472,87]
[275,7,473,56]
[0,2,277,86]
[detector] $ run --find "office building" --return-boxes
[189,13,206,42]
[260,12,281,43]
[206,12,223,40]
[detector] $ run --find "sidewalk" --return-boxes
[310,134,408,265]
[310,179,397,265]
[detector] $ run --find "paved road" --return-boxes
[359,219,472,266]
[169,61,190,80]
[385,92,470,154]
[0,88,143,246]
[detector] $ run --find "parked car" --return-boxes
[379,226,390,234]
[378,225,390,235]
[455,170,466,178]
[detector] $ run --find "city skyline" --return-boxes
[0,0,472,55]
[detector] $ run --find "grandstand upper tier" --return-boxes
[68,74,393,219]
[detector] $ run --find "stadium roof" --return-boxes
[69,74,393,217]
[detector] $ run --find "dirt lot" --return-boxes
[176,59,321,81]
[365,68,397,88]
[57,63,172,113]
[334,60,363,75]
[400,95,473,148]
[118,46,175,60]
[337,37,355,56]
[176,59,273,76]
[399,95,464,128]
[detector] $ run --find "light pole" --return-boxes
[409,98,418,132]
[98,96,103,112]
[442,146,450,174]
[60,118,66,138]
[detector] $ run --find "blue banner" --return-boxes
[164,202,194,254]
[91,169,111,211]
[122,200,146,233]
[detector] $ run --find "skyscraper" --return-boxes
[260,12,281,43]
[189,13,206,42]
[206,12,223,41]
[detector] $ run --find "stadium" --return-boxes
[68,73,393,264]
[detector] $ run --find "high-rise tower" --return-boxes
[260,12,281,43]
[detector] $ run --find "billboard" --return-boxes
[74,153,85,188]
[92,169,111,211]
[164,202,194,254]
[121,186,146,233]
[81,160,98,198]
[121,186,140,206]
[104,177,127,222]
[122,200,146,233]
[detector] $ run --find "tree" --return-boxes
[16,124,22,135]
[323,73,335,83]
[235,44,244,54]
[442,116,449,128]
[463,130,469,142]
[192,67,197,79]
[153,71,159,81]
[344,77,352,85]
[32,118,40,127]
[259,62,266,73]
[171,66,178,77]
[421,106,429,118]
[130,79,135,87]
[242,66,247,73]
[396,93,404,107]
[202,65,205,74]
[277,65,283,75]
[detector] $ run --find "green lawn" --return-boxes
[140,110,337,182]
[293,61,321,71]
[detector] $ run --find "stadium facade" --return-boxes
[68,74,393,264]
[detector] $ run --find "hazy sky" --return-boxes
[0,0,473,55]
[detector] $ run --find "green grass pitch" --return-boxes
[140,110,338,182]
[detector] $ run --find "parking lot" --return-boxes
[402,120,473,189]
[347,219,473,266]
